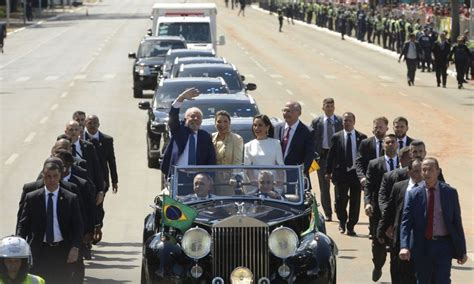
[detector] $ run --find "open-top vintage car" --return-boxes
[141,165,337,284]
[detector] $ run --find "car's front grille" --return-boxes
[212,216,269,281]
[149,65,161,74]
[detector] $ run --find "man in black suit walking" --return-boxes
[325,112,367,236]
[432,32,451,88]
[398,33,423,86]
[275,101,315,189]
[84,114,118,228]
[17,158,84,284]
[378,158,422,284]
[364,134,399,281]
[393,117,414,151]
[311,98,343,221]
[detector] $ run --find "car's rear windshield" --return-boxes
[138,41,186,58]
[177,68,243,92]
[153,82,229,108]
[158,22,211,44]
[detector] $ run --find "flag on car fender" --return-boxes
[162,195,198,232]
[301,194,320,237]
[308,159,320,173]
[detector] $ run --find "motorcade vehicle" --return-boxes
[150,2,225,51]
[161,48,216,79]
[129,36,187,98]
[175,63,257,95]
[169,56,227,78]
[137,77,231,168]
[141,165,338,283]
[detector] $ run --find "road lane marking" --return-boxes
[380,83,388,87]
[352,75,361,79]
[270,74,283,78]
[276,81,283,86]
[5,153,19,165]
[50,104,59,111]
[300,74,311,79]
[245,74,255,78]
[0,77,3,81]
[16,76,30,82]
[69,82,75,87]
[249,57,267,72]
[378,75,394,81]
[45,76,59,81]
[40,117,48,124]
[104,74,116,79]
[245,51,249,55]
[61,92,68,98]
[323,75,336,80]
[286,89,294,95]
[319,52,325,57]
[24,132,36,143]
[74,74,87,80]
[298,101,305,106]
[399,92,408,97]
[421,103,433,109]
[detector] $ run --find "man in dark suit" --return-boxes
[378,158,422,284]
[65,120,104,197]
[432,31,451,88]
[400,158,467,283]
[364,134,399,281]
[398,33,423,86]
[274,101,315,190]
[325,112,367,236]
[392,116,414,151]
[17,158,84,284]
[84,114,118,228]
[161,88,216,179]
[356,116,389,187]
[311,98,343,221]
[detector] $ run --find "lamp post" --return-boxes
[450,0,460,42]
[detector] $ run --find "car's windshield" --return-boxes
[180,101,258,119]
[177,68,243,92]
[158,22,211,44]
[153,82,229,108]
[138,40,186,58]
[171,166,303,204]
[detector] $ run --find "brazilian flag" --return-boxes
[162,195,198,232]
[301,194,320,237]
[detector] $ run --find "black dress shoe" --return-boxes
[325,216,332,222]
[338,225,346,234]
[407,80,411,86]
[372,268,382,282]
[437,82,440,87]
[346,229,357,236]
[443,84,446,88]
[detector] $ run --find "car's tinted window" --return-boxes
[180,101,258,119]
[164,52,215,72]
[158,23,211,43]
[138,40,186,58]
[177,68,243,92]
[153,82,229,108]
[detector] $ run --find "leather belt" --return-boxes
[427,235,450,241]
[43,241,64,247]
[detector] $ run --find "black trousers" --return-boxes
[32,242,72,284]
[370,210,387,270]
[317,153,332,218]
[405,58,418,82]
[434,61,448,86]
[389,247,416,284]
[455,62,467,85]
[334,170,361,230]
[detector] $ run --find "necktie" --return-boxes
[414,183,419,187]
[46,193,54,244]
[346,133,353,169]
[389,158,395,171]
[281,127,291,154]
[326,118,334,147]
[425,187,435,239]
[378,140,384,157]
[71,143,77,157]
[398,140,404,150]
[188,134,196,165]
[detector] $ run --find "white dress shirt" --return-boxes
[407,178,424,192]
[282,120,299,158]
[397,136,408,150]
[407,42,417,59]
[343,129,357,171]
[384,155,398,172]
[85,130,100,140]
[322,115,335,149]
[43,187,64,243]
[375,137,383,158]
[171,99,199,166]
[73,140,83,158]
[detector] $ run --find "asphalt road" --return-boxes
[0,0,472,283]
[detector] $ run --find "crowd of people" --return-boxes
[271,1,473,89]
[3,112,118,283]
[161,87,468,283]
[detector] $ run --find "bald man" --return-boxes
[161,88,216,179]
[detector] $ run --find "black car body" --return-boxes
[161,49,216,79]
[169,56,227,78]
[175,63,257,95]
[129,36,187,98]
[141,165,337,284]
[138,77,231,168]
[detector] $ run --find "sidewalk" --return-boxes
[2,0,98,35]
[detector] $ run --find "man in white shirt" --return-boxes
[399,33,422,86]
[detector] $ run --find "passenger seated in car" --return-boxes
[182,173,215,201]
[256,171,283,200]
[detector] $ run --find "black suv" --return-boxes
[138,77,230,168]
[128,36,186,98]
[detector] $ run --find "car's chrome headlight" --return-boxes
[230,267,253,284]
[136,64,151,76]
[268,227,299,259]
[181,227,211,259]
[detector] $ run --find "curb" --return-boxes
[251,5,458,79]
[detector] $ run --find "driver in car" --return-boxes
[256,171,283,200]
[182,173,215,201]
